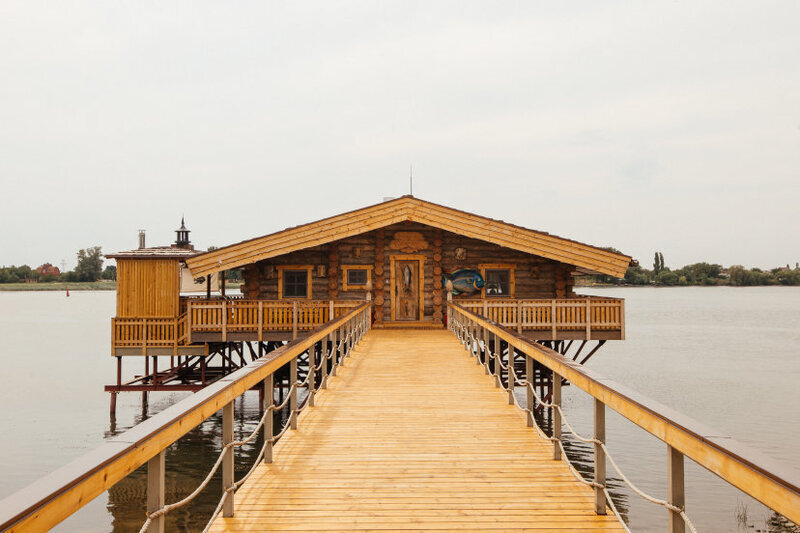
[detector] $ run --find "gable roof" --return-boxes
[185,196,632,278]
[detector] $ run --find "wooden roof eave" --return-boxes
[405,201,630,277]
[185,197,631,278]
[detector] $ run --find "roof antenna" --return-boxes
[409,164,413,196]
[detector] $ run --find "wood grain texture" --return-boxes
[116,258,180,317]
[209,329,624,532]
[451,304,800,525]
[0,306,370,532]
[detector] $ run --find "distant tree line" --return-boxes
[0,247,116,283]
[588,249,800,287]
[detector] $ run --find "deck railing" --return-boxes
[111,314,187,355]
[457,297,625,338]
[111,299,364,354]
[448,302,800,531]
[187,299,363,340]
[0,303,372,532]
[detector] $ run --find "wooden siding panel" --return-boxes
[116,259,180,318]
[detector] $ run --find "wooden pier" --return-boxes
[208,329,625,532]
[3,197,798,531]
[1,304,799,532]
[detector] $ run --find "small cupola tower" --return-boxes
[175,217,192,249]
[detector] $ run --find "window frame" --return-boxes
[277,265,313,299]
[342,265,372,291]
[479,263,516,298]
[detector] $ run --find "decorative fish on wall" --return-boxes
[443,269,485,296]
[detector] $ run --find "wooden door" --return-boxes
[392,259,421,321]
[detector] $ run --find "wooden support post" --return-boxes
[585,298,592,340]
[525,355,533,427]
[517,301,522,334]
[321,333,329,388]
[290,356,298,429]
[292,301,298,340]
[309,343,316,407]
[331,329,338,377]
[507,345,515,405]
[493,334,501,388]
[264,375,273,463]
[221,301,227,342]
[668,445,686,533]
[146,450,165,533]
[552,371,562,460]
[221,271,226,297]
[329,299,334,321]
[594,399,606,515]
[222,401,234,517]
[482,327,489,374]
[257,301,263,342]
[187,301,193,344]
[348,319,353,354]
[551,300,557,340]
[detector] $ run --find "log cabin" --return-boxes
[105,196,632,405]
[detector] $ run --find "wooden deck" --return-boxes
[209,329,624,532]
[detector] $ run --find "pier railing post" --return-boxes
[321,333,329,388]
[525,356,534,427]
[507,345,515,405]
[552,371,562,460]
[594,399,606,515]
[348,318,353,354]
[222,401,234,517]
[290,356,298,430]
[332,329,338,376]
[483,327,489,374]
[146,450,165,533]
[264,375,273,463]
[309,342,316,407]
[668,445,686,533]
[493,334,501,388]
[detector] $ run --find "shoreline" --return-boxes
[0,281,116,291]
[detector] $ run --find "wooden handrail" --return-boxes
[448,302,800,524]
[111,300,366,354]
[0,302,372,532]
[455,297,624,336]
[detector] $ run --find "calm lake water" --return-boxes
[0,287,798,532]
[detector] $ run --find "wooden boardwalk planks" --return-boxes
[209,329,624,532]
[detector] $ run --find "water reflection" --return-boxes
[517,388,631,525]
[105,392,288,532]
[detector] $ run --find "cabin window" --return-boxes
[277,266,313,299]
[480,264,516,298]
[342,265,372,291]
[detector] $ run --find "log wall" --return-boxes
[242,222,577,321]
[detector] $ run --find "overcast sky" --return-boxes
[1,1,798,271]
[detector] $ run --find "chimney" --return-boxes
[138,230,146,250]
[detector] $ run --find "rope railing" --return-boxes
[135,306,371,533]
[449,308,700,533]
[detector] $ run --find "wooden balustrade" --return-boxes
[111,299,364,354]
[1,303,373,532]
[457,297,624,339]
[448,303,800,526]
